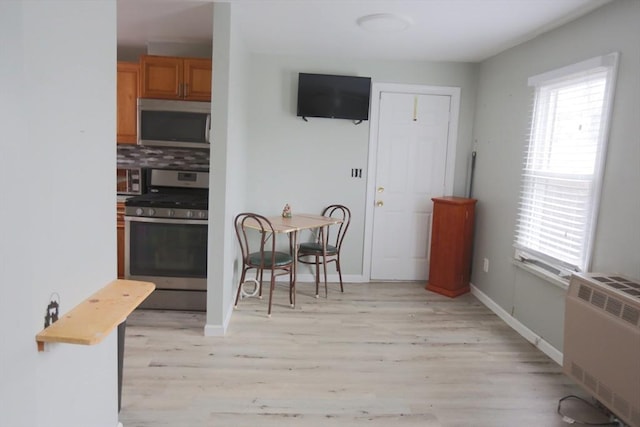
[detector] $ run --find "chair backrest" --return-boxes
[322,204,351,250]
[234,213,277,267]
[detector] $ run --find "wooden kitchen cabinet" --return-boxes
[426,197,477,298]
[117,201,125,279]
[139,55,212,101]
[116,61,139,144]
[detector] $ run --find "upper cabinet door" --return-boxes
[140,55,183,99]
[183,58,212,101]
[117,61,139,144]
[139,55,211,101]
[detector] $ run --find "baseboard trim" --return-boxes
[470,283,563,366]
[204,323,224,336]
[203,301,233,337]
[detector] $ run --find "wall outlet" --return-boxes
[483,258,489,273]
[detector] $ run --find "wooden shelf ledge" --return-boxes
[36,279,155,352]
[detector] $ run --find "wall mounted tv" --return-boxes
[296,73,372,122]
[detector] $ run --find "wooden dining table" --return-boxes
[244,213,343,302]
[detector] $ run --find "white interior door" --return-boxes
[370,92,451,281]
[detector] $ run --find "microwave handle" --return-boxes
[205,113,211,143]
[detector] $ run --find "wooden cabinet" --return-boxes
[117,202,125,279]
[139,55,212,101]
[116,62,139,144]
[426,197,477,298]
[182,58,212,100]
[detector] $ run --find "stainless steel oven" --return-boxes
[125,169,209,311]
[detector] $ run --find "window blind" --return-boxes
[514,53,618,273]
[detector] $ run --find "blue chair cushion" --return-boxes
[248,251,292,267]
[298,242,338,255]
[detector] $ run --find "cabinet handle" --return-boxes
[184,83,189,98]
[376,201,384,207]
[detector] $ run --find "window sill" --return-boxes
[511,258,570,291]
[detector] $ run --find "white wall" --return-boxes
[244,54,478,277]
[206,2,251,334]
[205,34,477,330]
[118,41,212,61]
[470,0,640,353]
[0,1,118,426]
[147,41,212,58]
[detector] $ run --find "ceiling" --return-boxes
[117,0,610,62]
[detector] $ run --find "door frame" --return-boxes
[363,83,461,281]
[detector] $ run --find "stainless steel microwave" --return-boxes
[137,98,211,149]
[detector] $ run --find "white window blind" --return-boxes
[514,53,618,274]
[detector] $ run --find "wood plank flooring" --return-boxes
[119,281,602,427]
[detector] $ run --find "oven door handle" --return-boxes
[124,216,207,225]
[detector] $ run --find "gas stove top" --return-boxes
[124,169,209,220]
[125,191,208,209]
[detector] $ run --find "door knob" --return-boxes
[376,201,384,207]
[377,187,385,193]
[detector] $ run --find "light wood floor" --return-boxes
[120,281,601,427]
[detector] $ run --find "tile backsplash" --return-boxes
[117,144,209,171]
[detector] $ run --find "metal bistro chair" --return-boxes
[297,205,351,298]
[234,213,295,317]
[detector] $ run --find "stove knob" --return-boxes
[167,209,175,217]
[199,211,207,219]
[136,208,144,216]
[186,210,194,218]
[148,208,156,216]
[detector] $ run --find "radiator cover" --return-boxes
[564,273,640,427]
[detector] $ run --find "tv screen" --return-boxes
[297,73,371,121]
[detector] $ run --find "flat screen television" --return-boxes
[296,73,371,122]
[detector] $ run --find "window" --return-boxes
[514,53,619,276]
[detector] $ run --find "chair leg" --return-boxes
[267,271,275,317]
[257,269,264,299]
[289,269,295,308]
[336,257,344,292]
[234,268,248,307]
[314,256,320,298]
[322,257,328,298]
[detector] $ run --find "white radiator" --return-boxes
[564,273,640,427]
